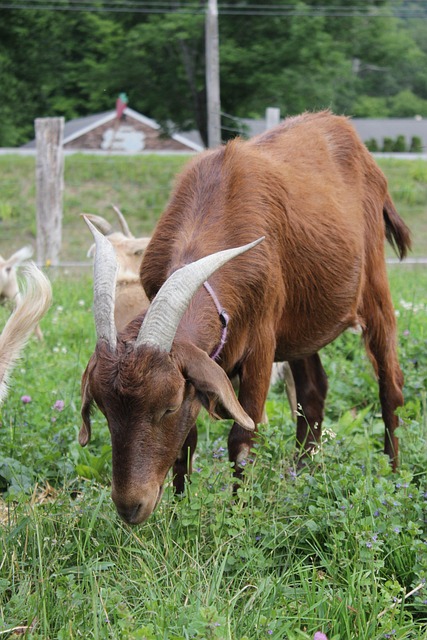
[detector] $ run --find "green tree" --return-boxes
[0,1,122,144]
[2,0,427,145]
[109,12,208,142]
[0,52,22,146]
[352,95,389,117]
[341,12,427,114]
[387,89,427,117]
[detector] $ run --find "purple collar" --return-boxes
[203,281,229,361]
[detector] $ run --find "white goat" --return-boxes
[0,246,44,340]
[0,263,52,403]
[83,206,151,332]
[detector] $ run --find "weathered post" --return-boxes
[205,0,221,148]
[35,117,64,266]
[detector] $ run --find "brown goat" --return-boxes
[80,110,411,525]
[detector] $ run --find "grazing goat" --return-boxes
[0,263,52,403]
[80,110,411,525]
[83,206,151,331]
[0,247,44,340]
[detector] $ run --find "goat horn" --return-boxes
[112,205,134,238]
[83,216,118,351]
[135,237,265,352]
[81,213,114,236]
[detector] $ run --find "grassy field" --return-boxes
[0,267,426,638]
[0,154,426,639]
[0,154,190,261]
[0,154,426,261]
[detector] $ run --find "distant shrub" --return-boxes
[393,135,407,152]
[382,137,394,152]
[410,136,423,153]
[365,138,379,152]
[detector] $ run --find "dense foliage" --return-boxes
[1,0,427,146]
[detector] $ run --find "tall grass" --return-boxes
[0,268,426,639]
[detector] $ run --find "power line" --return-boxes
[0,0,427,16]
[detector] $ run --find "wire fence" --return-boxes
[0,148,426,269]
[0,150,193,264]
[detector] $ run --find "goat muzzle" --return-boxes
[112,482,164,525]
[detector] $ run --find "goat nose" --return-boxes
[112,483,163,525]
[117,502,144,525]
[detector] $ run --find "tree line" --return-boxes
[1,0,427,147]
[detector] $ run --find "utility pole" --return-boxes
[205,0,221,148]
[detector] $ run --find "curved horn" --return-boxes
[135,237,265,352]
[112,205,133,238]
[80,213,114,236]
[83,216,118,351]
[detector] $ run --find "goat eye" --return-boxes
[134,249,145,256]
[164,404,180,416]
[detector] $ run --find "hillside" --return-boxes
[0,154,425,263]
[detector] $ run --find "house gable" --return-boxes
[21,108,203,152]
[63,108,202,152]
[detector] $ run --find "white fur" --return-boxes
[0,263,52,403]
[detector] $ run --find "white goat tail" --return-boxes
[0,263,52,403]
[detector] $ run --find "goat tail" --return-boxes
[0,263,52,404]
[383,194,412,260]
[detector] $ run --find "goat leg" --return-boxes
[290,353,328,464]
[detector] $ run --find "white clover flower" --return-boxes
[399,299,427,313]
[323,428,337,440]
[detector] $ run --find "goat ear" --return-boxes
[6,246,33,267]
[86,243,96,259]
[178,343,255,431]
[79,360,94,446]
[129,237,151,257]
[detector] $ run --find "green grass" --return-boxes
[0,154,190,261]
[0,268,426,639]
[0,155,426,261]
[377,158,427,257]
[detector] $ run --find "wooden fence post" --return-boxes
[35,117,64,266]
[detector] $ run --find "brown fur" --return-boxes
[81,110,411,525]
